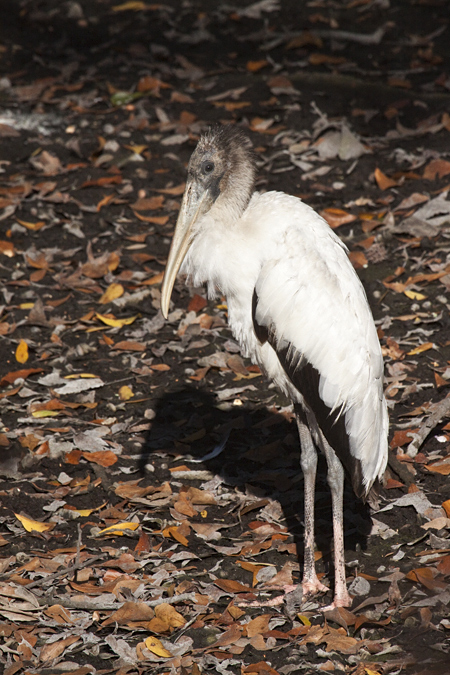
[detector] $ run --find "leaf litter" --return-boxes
[0,1,450,674]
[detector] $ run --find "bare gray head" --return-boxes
[160,125,256,317]
[187,125,256,219]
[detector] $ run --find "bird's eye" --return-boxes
[202,160,214,175]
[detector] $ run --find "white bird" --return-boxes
[160,125,388,609]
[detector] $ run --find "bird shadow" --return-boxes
[139,385,373,599]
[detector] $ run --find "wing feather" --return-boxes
[250,203,388,494]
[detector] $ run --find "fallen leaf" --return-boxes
[143,635,172,658]
[16,218,45,231]
[243,661,280,675]
[119,385,134,400]
[99,283,124,304]
[188,294,207,312]
[81,451,118,467]
[163,525,189,546]
[425,460,450,475]
[215,579,253,594]
[442,499,450,517]
[245,614,271,638]
[15,340,29,364]
[407,342,434,355]
[423,159,450,180]
[404,289,427,301]
[0,368,43,387]
[437,555,450,576]
[97,522,140,536]
[246,59,268,72]
[114,340,146,351]
[320,208,357,229]
[15,513,55,533]
[102,600,154,626]
[154,604,186,631]
[137,75,171,92]
[374,167,397,190]
[131,195,164,210]
[96,313,138,328]
[0,241,15,257]
[40,635,80,663]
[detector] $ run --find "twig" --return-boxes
[24,554,107,591]
[313,26,386,45]
[406,395,450,457]
[38,592,197,611]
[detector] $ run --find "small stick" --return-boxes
[407,395,450,457]
[24,554,107,591]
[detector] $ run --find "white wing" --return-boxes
[250,194,388,494]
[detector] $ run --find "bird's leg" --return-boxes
[297,410,329,598]
[321,437,353,609]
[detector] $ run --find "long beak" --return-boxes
[160,181,213,319]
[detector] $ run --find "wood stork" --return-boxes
[160,125,388,609]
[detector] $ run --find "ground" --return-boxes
[0,1,450,673]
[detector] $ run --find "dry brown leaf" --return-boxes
[0,368,43,387]
[215,579,254,594]
[436,555,450,576]
[0,240,16,257]
[374,167,397,189]
[40,636,80,663]
[156,183,186,195]
[210,624,243,648]
[184,486,217,505]
[102,601,154,626]
[246,59,268,72]
[188,294,208,312]
[154,604,186,631]
[114,341,146,352]
[131,195,165,210]
[442,499,450,517]
[31,150,63,176]
[212,101,251,111]
[163,524,189,546]
[138,75,171,92]
[80,450,118,467]
[390,428,419,449]
[423,159,450,180]
[243,662,280,675]
[245,614,271,638]
[320,208,357,229]
[405,567,447,591]
[80,175,122,188]
[388,76,412,89]
[349,250,368,269]
[150,363,170,371]
[425,459,450,475]
[133,212,169,224]
[44,604,74,625]
[323,626,359,654]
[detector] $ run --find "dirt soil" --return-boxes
[0,1,450,674]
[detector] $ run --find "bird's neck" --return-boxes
[183,194,261,298]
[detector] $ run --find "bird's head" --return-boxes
[160,125,256,318]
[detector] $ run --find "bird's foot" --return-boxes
[320,592,353,612]
[302,578,329,597]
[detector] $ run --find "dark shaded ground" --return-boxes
[0,1,450,673]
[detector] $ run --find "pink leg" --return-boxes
[297,415,329,598]
[321,437,352,609]
[238,414,329,611]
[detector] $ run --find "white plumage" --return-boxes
[161,125,388,609]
